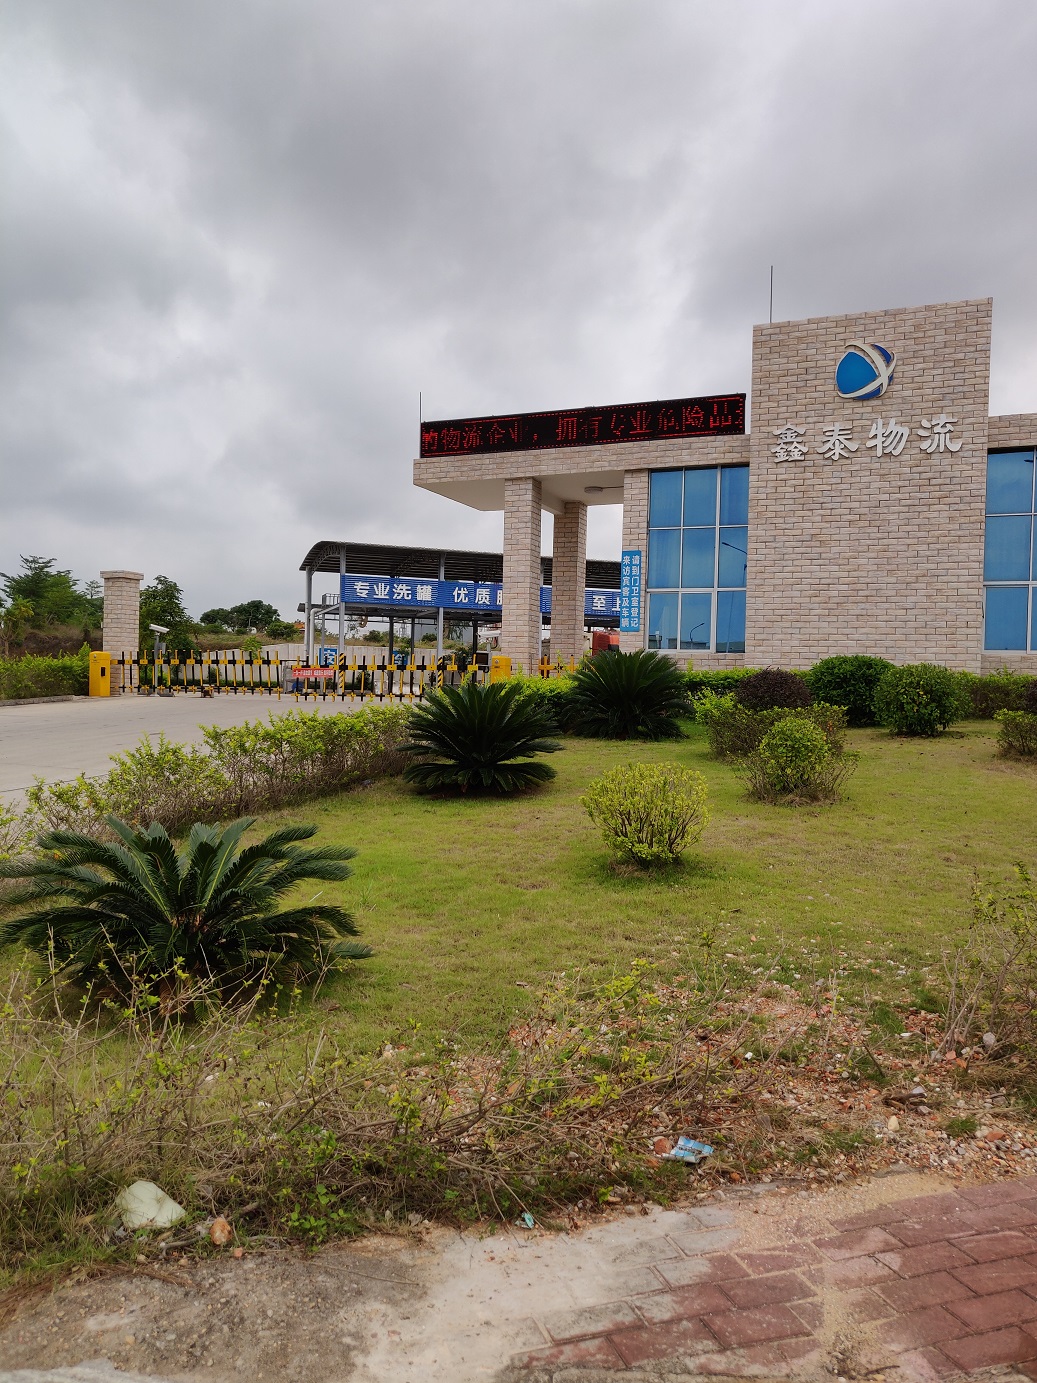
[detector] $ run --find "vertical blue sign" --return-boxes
[619,549,642,633]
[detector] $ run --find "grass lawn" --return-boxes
[270,718,1037,1052]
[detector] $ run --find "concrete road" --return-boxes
[0,693,354,803]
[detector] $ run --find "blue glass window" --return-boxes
[683,468,717,527]
[647,465,749,655]
[716,590,746,653]
[647,591,678,650]
[647,527,680,589]
[649,470,683,528]
[984,449,1037,651]
[718,526,749,587]
[680,593,711,650]
[720,466,750,525]
[987,451,1035,515]
[986,587,1029,651]
[681,528,715,587]
[985,515,1032,583]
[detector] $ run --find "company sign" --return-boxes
[339,575,621,619]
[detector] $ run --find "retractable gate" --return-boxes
[113,651,576,701]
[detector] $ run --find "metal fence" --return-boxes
[113,651,576,702]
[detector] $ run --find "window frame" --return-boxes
[984,448,1037,653]
[645,464,748,655]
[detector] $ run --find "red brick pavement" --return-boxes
[509,1174,1037,1377]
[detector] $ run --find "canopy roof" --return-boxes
[299,540,620,589]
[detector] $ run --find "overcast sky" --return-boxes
[2,1,1036,618]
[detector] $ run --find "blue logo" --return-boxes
[835,341,896,400]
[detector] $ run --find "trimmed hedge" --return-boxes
[874,663,971,736]
[0,650,89,700]
[685,668,757,700]
[963,669,1037,718]
[23,705,413,837]
[805,655,893,727]
[734,667,813,711]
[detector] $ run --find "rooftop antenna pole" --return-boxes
[769,265,774,324]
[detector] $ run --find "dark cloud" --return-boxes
[1,0,1035,615]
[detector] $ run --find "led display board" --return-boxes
[420,393,745,458]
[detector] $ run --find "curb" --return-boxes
[0,695,89,708]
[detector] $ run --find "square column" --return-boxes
[101,569,144,692]
[618,471,648,653]
[501,477,543,673]
[550,500,587,665]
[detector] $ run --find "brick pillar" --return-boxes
[101,570,143,690]
[550,501,587,665]
[618,471,648,653]
[502,478,542,674]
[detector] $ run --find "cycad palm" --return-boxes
[403,678,561,793]
[560,649,689,740]
[0,816,369,994]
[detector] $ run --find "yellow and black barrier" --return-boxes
[110,651,577,703]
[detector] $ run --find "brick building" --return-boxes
[414,298,1037,674]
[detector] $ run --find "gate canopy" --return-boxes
[300,540,620,590]
[300,542,621,628]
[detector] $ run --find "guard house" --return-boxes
[414,298,1037,674]
[298,540,620,664]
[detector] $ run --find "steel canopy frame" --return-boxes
[300,541,621,663]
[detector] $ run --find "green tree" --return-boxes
[228,600,280,632]
[0,598,34,656]
[199,607,234,630]
[0,556,102,630]
[200,601,283,633]
[139,575,196,654]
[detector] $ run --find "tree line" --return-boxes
[0,557,298,657]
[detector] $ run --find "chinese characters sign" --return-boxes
[619,550,643,633]
[340,576,621,618]
[772,413,965,463]
[420,394,745,457]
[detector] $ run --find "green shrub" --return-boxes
[0,816,370,996]
[0,648,90,699]
[402,679,561,793]
[745,716,856,804]
[965,668,1035,718]
[994,710,1037,758]
[582,762,709,865]
[695,692,847,759]
[805,655,893,726]
[1026,680,1037,715]
[874,663,971,736]
[559,649,689,740]
[23,707,413,839]
[734,666,812,711]
[685,668,757,700]
[202,704,411,811]
[509,672,575,715]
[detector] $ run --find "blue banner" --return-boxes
[340,575,620,619]
[619,550,643,632]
